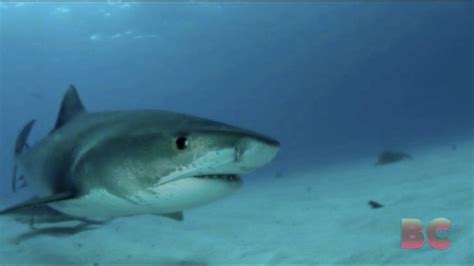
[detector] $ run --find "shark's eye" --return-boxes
[175,136,188,150]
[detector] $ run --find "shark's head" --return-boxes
[137,114,280,212]
[155,123,280,186]
[75,111,280,214]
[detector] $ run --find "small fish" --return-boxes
[368,200,384,209]
[375,151,412,166]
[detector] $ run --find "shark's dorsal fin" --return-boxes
[52,85,85,132]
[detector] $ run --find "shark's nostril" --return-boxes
[234,146,243,162]
[235,138,253,163]
[233,136,279,171]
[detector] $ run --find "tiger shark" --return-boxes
[0,85,279,224]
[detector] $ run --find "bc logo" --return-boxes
[401,218,451,250]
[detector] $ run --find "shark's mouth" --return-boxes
[194,174,241,183]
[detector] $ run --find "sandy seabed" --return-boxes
[0,139,472,265]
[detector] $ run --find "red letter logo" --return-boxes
[401,218,451,249]
[427,218,451,249]
[401,218,424,249]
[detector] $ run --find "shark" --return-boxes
[0,85,279,225]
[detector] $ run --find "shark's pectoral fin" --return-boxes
[0,192,75,215]
[158,211,184,222]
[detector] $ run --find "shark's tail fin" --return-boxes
[12,119,36,192]
[15,119,35,157]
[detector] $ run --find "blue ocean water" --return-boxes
[0,2,472,264]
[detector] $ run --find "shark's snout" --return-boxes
[235,135,280,171]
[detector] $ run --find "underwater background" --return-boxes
[0,2,472,265]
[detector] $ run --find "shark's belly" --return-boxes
[49,177,240,220]
[49,188,148,220]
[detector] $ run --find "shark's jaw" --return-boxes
[133,173,244,213]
